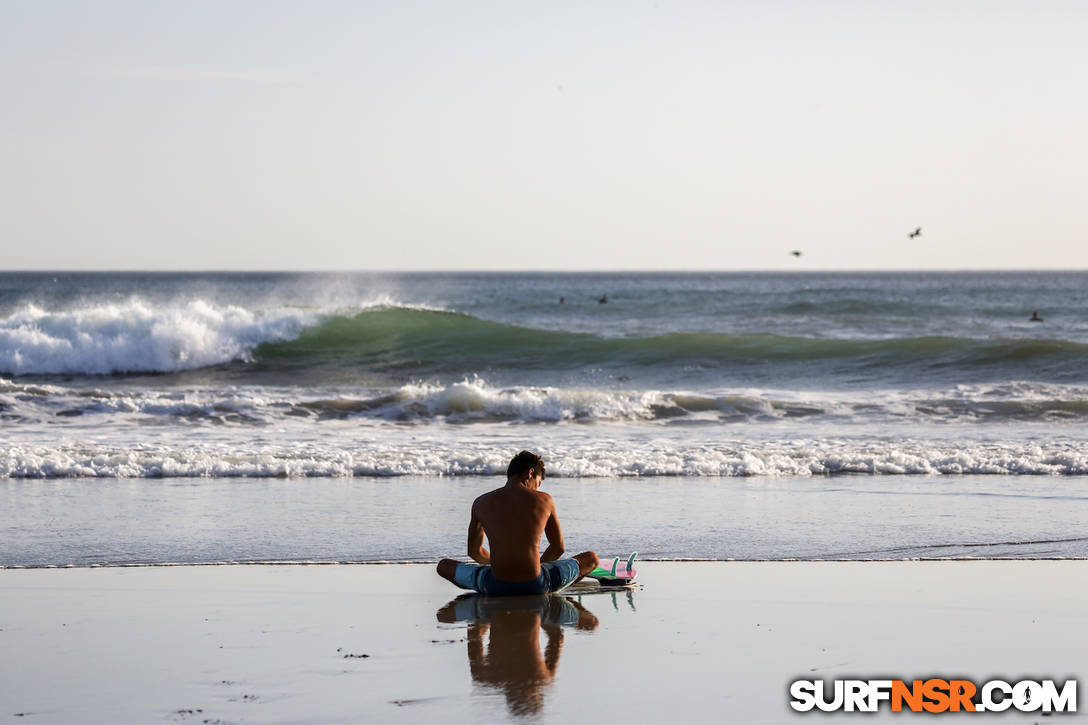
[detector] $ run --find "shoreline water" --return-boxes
[5,555,1088,571]
[5,474,1088,567]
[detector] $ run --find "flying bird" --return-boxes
[790,250,802,257]
[908,227,922,239]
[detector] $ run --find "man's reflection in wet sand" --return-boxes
[436,594,599,717]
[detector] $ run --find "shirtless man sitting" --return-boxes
[437,451,598,596]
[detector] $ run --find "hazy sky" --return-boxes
[2,1,1086,270]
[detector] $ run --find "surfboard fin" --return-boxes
[587,553,638,586]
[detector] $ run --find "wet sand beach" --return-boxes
[2,562,1084,724]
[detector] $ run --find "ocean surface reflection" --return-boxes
[437,590,634,717]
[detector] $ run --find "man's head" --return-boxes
[507,450,545,483]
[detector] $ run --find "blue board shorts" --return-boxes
[450,592,582,626]
[453,559,581,596]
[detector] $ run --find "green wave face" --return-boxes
[254,307,579,373]
[250,307,1088,385]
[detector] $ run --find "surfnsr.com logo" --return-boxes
[789,678,1077,713]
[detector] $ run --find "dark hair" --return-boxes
[507,450,545,481]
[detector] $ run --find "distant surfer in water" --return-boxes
[437,451,598,595]
[598,295,608,304]
[1030,311,1043,322]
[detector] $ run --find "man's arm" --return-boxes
[540,496,565,563]
[467,506,491,565]
[542,625,563,675]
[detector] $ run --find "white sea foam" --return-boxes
[1,377,686,424]
[3,439,1088,479]
[6,377,1088,426]
[0,299,319,375]
[392,379,671,421]
[384,379,1088,423]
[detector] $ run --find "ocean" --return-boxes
[2,271,1087,565]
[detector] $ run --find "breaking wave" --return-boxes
[3,302,1087,383]
[251,309,1088,381]
[6,377,1088,425]
[0,299,318,375]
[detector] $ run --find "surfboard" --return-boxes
[586,552,638,587]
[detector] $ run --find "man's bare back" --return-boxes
[468,470,563,581]
[437,451,597,595]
